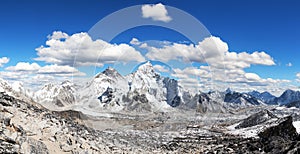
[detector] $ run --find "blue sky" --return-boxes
[0,0,299,94]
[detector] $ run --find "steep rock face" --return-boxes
[257,116,300,153]
[124,91,152,112]
[236,109,278,129]
[98,87,114,104]
[0,92,16,106]
[191,91,227,113]
[258,116,299,141]
[162,78,181,107]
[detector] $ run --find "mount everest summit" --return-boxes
[2,61,300,153]
[2,61,300,114]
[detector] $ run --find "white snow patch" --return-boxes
[293,121,300,134]
[226,123,259,138]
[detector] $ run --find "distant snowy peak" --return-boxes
[276,89,300,106]
[127,61,162,92]
[0,78,34,102]
[134,61,158,77]
[248,90,276,104]
[33,81,76,109]
[95,67,123,80]
[0,78,12,93]
[224,92,263,106]
[30,62,300,112]
[0,78,23,95]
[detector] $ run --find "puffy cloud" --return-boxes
[48,31,69,40]
[173,67,209,78]
[130,38,141,45]
[141,3,172,22]
[5,62,85,77]
[6,62,41,72]
[144,36,279,90]
[35,31,145,67]
[153,65,170,73]
[145,36,275,69]
[146,43,200,62]
[0,57,10,67]
[154,35,285,94]
[37,64,86,76]
[32,74,55,82]
[171,67,210,91]
[244,73,261,81]
[0,71,25,80]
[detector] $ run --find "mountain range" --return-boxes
[1,61,300,114]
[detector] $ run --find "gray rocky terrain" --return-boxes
[1,90,300,153]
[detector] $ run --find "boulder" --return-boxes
[258,116,299,141]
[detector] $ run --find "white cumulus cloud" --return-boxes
[145,36,275,68]
[153,65,170,73]
[37,64,86,76]
[0,57,10,67]
[141,3,172,22]
[141,36,289,94]
[130,38,141,45]
[5,62,85,77]
[35,31,145,67]
[6,62,41,72]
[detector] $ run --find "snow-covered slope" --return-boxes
[33,80,76,110]
[79,61,181,113]
[125,61,173,111]
[31,62,271,113]
[0,78,12,93]
[78,67,128,112]
[0,78,38,106]
[11,81,34,98]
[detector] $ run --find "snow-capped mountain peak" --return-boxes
[135,61,156,76]
[33,81,76,109]
[96,67,123,79]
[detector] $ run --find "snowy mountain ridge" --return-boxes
[30,62,267,113]
[3,61,300,113]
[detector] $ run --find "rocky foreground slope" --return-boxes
[2,90,300,153]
